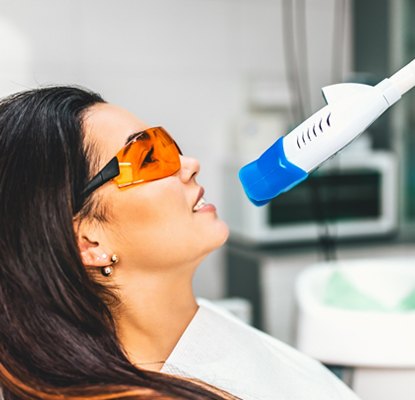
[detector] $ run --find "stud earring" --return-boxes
[110,254,119,264]
[100,254,119,277]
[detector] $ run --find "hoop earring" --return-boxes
[100,254,119,277]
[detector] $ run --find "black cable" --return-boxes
[309,173,337,261]
[332,0,347,84]
[281,0,304,124]
[281,0,349,261]
[325,0,347,261]
[312,0,349,262]
[295,0,312,117]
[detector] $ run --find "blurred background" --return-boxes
[1,0,415,398]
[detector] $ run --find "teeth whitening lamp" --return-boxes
[239,59,415,206]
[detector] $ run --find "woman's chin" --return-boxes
[211,219,230,249]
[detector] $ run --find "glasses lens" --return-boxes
[114,127,181,187]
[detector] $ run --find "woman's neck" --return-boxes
[113,268,199,371]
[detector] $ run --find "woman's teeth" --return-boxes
[193,197,206,212]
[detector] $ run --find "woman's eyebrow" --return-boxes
[125,131,143,145]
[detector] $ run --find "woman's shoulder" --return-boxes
[163,299,360,400]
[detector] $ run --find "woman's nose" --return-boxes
[179,155,200,183]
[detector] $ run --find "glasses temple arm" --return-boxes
[81,156,120,199]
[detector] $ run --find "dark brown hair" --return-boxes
[0,86,235,400]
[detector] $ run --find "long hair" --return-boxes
[0,86,234,400]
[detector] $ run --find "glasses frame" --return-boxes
[82,156,120,199]
[81,127,181,200]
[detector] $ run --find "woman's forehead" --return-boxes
[83,103,149,159]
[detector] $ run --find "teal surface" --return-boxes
[323,271,415,312]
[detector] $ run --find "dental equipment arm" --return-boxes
[239,59,415,206]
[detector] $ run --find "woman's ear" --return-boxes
[73,218,114,268]
[77,235,113,268]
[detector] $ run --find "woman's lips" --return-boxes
[195,203,217,213]
[192,187,205,211]
[192,188,216,213]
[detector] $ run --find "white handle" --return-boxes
[389,59,415,96]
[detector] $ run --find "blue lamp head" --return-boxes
[238,137,308,206]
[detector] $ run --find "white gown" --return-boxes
[162,299,360,400]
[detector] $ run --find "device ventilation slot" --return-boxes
[327,112,331,127]
[296,112,332,149]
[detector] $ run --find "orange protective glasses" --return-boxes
[81,127,182,199]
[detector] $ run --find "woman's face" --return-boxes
[83,103,229,274]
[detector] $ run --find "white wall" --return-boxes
[0,0,352,299]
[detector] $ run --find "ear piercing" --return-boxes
[100,254,119,277]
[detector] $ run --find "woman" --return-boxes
[0,86,359,400]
